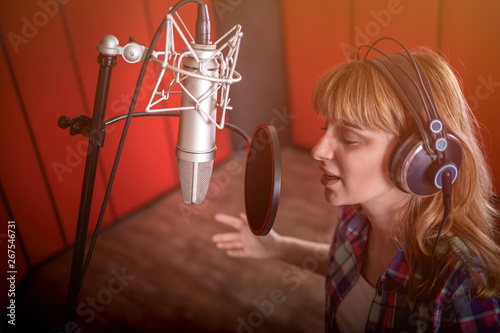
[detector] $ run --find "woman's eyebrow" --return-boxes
[340,120,364,131]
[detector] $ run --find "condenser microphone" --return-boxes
[144,2,243,204]
[176,43,219,204]
[175,3,218,205]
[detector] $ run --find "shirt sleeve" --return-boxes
[434,237,500,332]
[450,291,500,332]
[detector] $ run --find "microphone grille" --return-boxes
[177,159,213,204]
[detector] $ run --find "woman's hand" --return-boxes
[212,213,281,259]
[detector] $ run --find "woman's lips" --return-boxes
[320,169,340,186]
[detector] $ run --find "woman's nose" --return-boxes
[311,135,334,161]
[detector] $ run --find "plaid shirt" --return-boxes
[326,205,500,332]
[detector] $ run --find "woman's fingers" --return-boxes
[212,212,278,259]
[214,213,244,230]
[212,231,248,256]
[212,232,243,245]
[216,240,244,250]
[212,232,241,244]
[226,249,250,257]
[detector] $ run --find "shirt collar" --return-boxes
[384,248,423,287]
[345,206,369,242]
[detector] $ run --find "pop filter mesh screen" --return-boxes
[245,124,280,235]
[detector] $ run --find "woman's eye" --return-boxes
[340,134,360,145]
[341,138,358,145]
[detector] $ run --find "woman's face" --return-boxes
[312,119,405,208]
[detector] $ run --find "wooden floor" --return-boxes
[15,148,339,333]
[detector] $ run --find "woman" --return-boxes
[212,45,500,332]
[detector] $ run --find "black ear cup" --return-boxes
[390,131,463,196]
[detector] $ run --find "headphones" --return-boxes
[358,38,463,197]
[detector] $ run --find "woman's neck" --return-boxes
[359,191,410,286]
[360,189,410,242]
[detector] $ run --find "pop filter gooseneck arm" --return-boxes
[105,112,251,143]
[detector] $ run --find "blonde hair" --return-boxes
[312,49,500,298]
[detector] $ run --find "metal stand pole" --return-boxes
[60,52,117,323]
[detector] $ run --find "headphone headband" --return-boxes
[366,52,447,158]
[357,38,463,196]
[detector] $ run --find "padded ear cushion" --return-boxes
[390,131,463,196]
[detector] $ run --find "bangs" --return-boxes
[312,60,408,135]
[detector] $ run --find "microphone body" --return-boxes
[176,44,219,204]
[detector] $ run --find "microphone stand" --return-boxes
[58,42,247,327]
[57,2,244,327]
[59,50,117,323]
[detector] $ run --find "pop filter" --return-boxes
[244,123,281,235]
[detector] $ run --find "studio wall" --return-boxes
[0,0,234,296]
